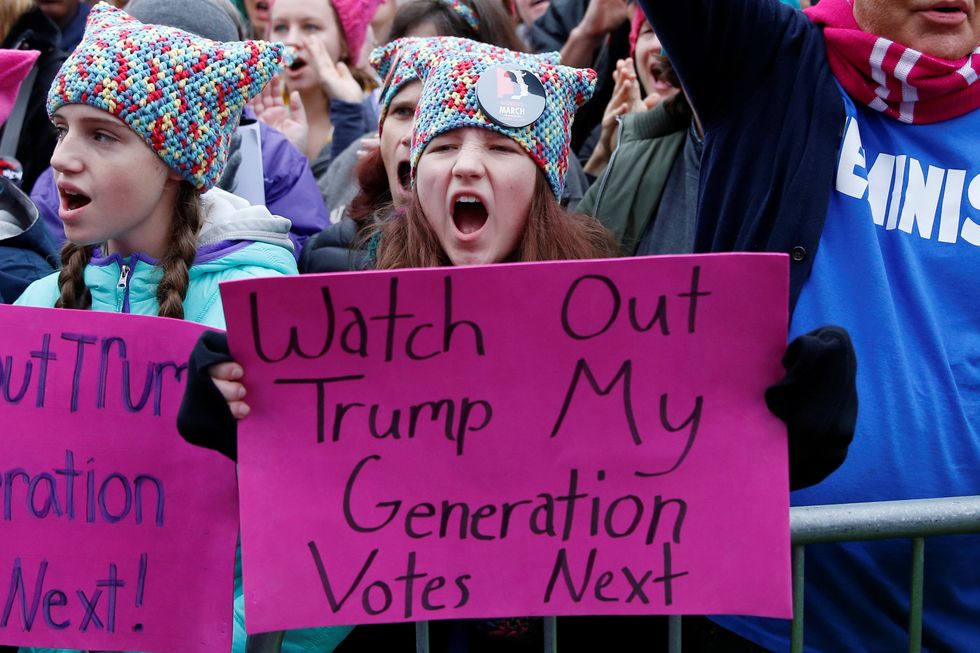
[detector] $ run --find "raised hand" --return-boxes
[303,34,364,103]
[579,0,632,39]
[251,75,309,153]
[585,58,646,175]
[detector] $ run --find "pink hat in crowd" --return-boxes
[628,6,646,57]
[332,0,384,66]
[0,49,41,126]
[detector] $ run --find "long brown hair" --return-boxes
[372,171,617,269]
[56,181,203,319]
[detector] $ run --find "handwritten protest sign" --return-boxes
[0,306,238,652]
[222,253,792,634]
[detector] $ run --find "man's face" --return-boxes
[853,0,980,59]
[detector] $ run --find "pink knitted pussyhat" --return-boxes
[0,49,41,126]
[332,0,383,66]
[628,6,645,57]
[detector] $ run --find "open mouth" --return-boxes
[648,61,675,94]
[649,64,666,89]
[920,2,969,21]
[452,195,489,235]
[288,57,307,72]
[61,189,91,212]
[255,1,270,17]
[396,161,411,190]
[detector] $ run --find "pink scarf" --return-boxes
[806,0,980,124]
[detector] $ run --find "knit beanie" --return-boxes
[371,36,560,133]
[0,49,40,127]
[331,0,383,66]
[125,0,243,42]
[434,0,480,31]
[409,40,595,199]
[47,2,285,191]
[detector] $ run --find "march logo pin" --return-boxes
[476,65,546,128]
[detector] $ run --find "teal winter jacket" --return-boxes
[15,188,298,327]
[13,188,311,653]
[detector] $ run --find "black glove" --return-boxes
[766,326,858,491]
[177,330,238,461]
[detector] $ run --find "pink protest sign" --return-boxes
[0,305,239,652]
[222,253,792,633]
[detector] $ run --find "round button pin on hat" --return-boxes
[476,65,547,128]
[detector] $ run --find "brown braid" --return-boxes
[55,243,95,310]
[155,182,202,320]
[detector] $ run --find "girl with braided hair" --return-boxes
[14,3,298,329]
[15,7,301,653]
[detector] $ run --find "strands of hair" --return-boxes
[155,182,203,320]
[371,172,616,269]
[55,244,95,311]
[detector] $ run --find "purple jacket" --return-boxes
[32,110,328,258]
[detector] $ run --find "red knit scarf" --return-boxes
[806,0,980,124]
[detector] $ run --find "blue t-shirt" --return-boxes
[718,92,980,651]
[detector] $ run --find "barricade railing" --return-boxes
[243,495,980,653]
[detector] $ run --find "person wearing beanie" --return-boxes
[0,48,57,305]
[178,33,856,653]
[257,0,379,181]
[174,37,615,651]
[10,0,297,644]
[316,0,553,224]
[385,40,608,266]
[13,5,302,653]
[302,36,564,273]
[29,0,333,256]
[14,2,297,326]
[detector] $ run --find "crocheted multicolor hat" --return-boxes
[47,2,285,191]
[370,36,425,131]
[332,0,384,66]
[435,0,481,31]
[370,37,560,134]
[409,40,596,199]
[0,49,40,126]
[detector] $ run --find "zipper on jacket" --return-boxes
[592,115,625,217]
[117,263,133,313]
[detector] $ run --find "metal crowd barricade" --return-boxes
[245,495,980,653]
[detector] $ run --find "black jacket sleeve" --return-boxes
[176,330,238,461]
[637,0,808,126]
[299,216,367,274]
[767,326,857,490]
